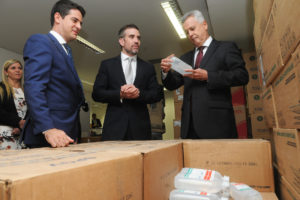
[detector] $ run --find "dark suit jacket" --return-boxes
[0,82,23,128]
[23,33,85,146]
[92,118,102,128]
[92,55,163,140]
[163,39,249,139]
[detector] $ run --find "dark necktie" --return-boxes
[63,43,73,59]
[195,46,205,69]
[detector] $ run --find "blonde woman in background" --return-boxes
[0,59,27,149]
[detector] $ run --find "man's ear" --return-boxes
[54,12,62,25]
[203,20,208,31]
[119,38,124,47]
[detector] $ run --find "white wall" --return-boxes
[0,47,23,81]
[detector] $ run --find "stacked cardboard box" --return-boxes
[183,139,274,192]
[68,140,184,200]
[243,52,271,139]
[253,0,300,197]
[173,86,184,139]
[231,86,247,138]
[0,140,277,200]
[253,0,274,53]
[0,148,144,200]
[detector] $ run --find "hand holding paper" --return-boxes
[170,57,193,75]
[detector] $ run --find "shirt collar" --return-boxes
[195,36,213,51]
[121,52,137,61]
[50,30,67,45]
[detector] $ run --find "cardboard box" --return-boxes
[231,86,245,106]
[183,139,274,192]
[173,120,181,139]
[253,0,274,52]
[261,192,278,200]
[250,113,272,139]
[174,86,184,103]
[261,86,277,128]
[273,0,300,64]
[273,128,300,194]
[247,68,262,94]
[272,45,300,129]
[174,101,182,120]
[259,10,284,86]
[0,149,143,200]
[279,176,300,200]
[247,93,263,114]
[68,140,184,200]
[243,52,262,93]
[243,52,258,68]
[233,105,248,139]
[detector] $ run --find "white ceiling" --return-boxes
[0,0,254,86]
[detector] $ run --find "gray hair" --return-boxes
[182,10,205,24]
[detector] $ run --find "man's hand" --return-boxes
[19,119,26,129]
[44,128,74,148]
[12,128,21,135]
[120,84,140,99]
[184,68,208,81]
[160,54,174,73]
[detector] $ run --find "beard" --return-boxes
[124,46,139,55]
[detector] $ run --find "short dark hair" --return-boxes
[50,0,85,27]
[118,24,139,38]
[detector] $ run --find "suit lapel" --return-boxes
[201,39,219,69]
[134,57,142,85]
[47,33,82,86]
[116,55,127,84]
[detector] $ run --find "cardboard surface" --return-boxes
[173,120,181,139]
[261,192,278,200]
[273,128,300,194]
[233,105,248,139]
[259,10,284,86]
[253,0,274,53]
[183,139,274,192]
[0,149,143,200]
[279,176,300,200]
[261,86,277,128]
[173,86,184,103]
[250,113,272,139]
[243,52,262,93]
[247,93,263,114]
[272,45,300,129]
[273,0,300,64]
[231,86,245,106]
[174,101,182,120]
[66,140,184,200]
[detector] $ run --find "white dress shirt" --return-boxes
[49,30,68,55]
[121,52,137,83]
[193,36,213,67]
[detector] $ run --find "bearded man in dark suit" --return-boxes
[92,24,163,140]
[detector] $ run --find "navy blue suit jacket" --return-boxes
[23,33,85,146]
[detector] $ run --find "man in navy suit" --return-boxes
[161,10,249,139]
[23,0,86,147]
[92,24,163,140]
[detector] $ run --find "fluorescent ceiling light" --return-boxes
[76,35,105,54]
[161,1,186,39]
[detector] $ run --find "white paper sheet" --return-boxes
[171,56,193,75]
